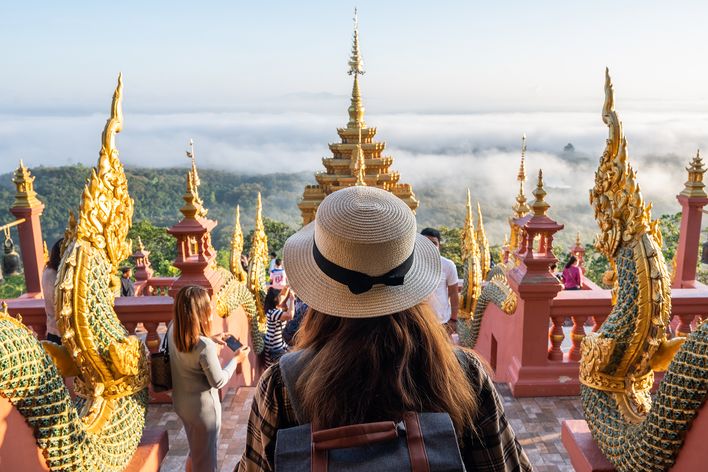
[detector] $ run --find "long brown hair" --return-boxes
[294,303,478,435]
[173,285,212,352]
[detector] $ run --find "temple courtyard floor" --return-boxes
[148,383,584,472]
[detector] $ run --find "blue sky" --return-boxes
[3,1,708,113]
[2,1,708,241]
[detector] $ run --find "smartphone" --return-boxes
[225,336,243,352]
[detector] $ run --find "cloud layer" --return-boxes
[1,109,706,247]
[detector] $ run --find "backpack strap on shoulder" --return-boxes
[278,349,312,424]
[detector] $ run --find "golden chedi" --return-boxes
[298,10,418,224]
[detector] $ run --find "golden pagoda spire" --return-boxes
[680,149,708,198]
[347,8,366,128]
[230,205,247,282]
[512,135,530,218]
[531,169,550,217]
[12,160,42,208]
[185,139,207,218]
[576,231,582,248]
[137,235,145,252]
[476,201,491,278]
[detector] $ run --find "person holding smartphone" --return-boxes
[169,285,237,472]
[263,286,293,367]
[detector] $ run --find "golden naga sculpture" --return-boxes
[580,68,708,471]
[458,190,517,349]
[0,74,149,470]
[230,205,247,283]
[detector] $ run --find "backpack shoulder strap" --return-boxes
[278,349,312,424]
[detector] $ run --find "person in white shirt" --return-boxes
[269,258,288,291]
[42,239,63,344]
[421,228,459,333]
[268,252,277,273]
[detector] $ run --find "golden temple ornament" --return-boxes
[12,160,42,209]
[680,149,707,198]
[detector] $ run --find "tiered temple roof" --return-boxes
[298,10,418,224]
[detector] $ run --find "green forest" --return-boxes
[0,165,701,299]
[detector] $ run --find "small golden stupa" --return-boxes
[298,10,419,224]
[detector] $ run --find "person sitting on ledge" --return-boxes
[562,255,582,290]
[237,186,531,472]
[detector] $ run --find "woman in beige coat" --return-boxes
[169,285,237,472]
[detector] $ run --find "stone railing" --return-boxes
[3,294,260,399]
[474,285,708,397]
[136,277,175,297]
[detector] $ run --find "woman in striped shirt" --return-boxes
[263,286,292,367]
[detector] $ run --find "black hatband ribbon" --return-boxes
[312,242,415,295]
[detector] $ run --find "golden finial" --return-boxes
[460,189,481,317]
[680,149,708,198]
[12,160,41,208]
[504,233,509,246]
[75,73,134,268]
[576,231,582,247]
[531,169,550,217]
[476,201,491,278]
[249,193,270,277]
[518,133,527,183]
[347,9,366,129]
[461,189,474,250]
[137,235,145,252]
[180,171,200,219]
[184,139,207,218]
[348,8,365,76]
[230,205,247,282]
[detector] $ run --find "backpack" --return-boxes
[275,350,466,472]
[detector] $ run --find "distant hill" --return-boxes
[0,166,313,253]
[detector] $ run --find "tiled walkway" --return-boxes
[150,383,584,472]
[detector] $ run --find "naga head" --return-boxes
[589,68,653,259]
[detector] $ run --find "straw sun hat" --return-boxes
[283,186,441,318]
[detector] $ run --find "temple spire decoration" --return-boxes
[531,170,550,217]
[680,149,707,198]
[185,139,207,218]
[506,134,530,262]
[297,10,418,224]
[460,189,482,318]
[12,160,41,208]
[476,202,491,279]
[230,205,247,283]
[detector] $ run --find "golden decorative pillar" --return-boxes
[9,160,45,295]
[247,192,269,322]
[504,134,529,264]
[298,10,418,224]
[673,149,708,287]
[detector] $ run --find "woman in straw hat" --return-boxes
[237,186,530,472]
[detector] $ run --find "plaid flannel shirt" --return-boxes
[237,350,532,472]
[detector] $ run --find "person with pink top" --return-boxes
[562,255,582,290]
